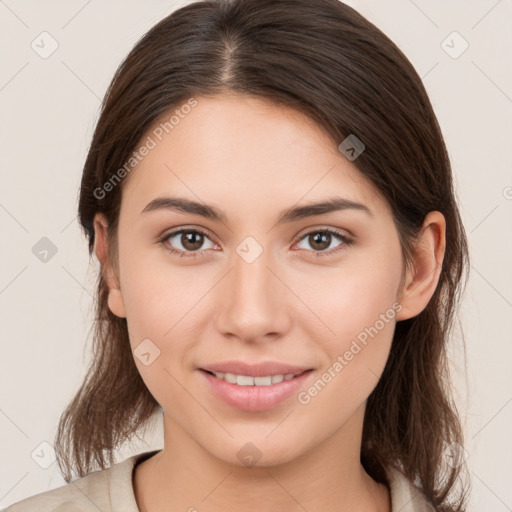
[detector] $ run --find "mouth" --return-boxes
[198,367,314,412]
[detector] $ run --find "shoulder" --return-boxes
[387,466,434,512]
[1,451,157,512]
[1,467,113,512]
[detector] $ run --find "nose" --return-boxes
[214,243,292,343]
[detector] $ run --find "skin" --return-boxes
[93,93,446,512]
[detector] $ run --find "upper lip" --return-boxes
[200,361,312,377]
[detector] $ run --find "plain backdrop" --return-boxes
[1,1,511,510]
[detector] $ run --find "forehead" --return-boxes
[120,93,389,219]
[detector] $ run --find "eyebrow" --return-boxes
[140,196,372,223]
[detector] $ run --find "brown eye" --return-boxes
[160,228,216,257]
[295,228,352,257]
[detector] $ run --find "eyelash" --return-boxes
[158,227,353,259]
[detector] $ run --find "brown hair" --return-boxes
[55,0,470,509]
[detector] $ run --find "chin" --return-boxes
[207,433,308,469]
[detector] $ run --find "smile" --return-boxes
[199,368,314,412]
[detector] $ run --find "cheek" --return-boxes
[118,238,193,337]
[296,265,401,422]
[119,261,200,410]
[122,276,202,383]
[302,242,402,373]
[117,244,212,387]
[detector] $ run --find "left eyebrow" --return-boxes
[140,195,373,223]
[278,197,373,222]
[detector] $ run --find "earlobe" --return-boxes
[395,211,446,321]
[93,213,126,319]
[107,289,126,319]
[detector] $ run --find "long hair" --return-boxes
[54,1,470,509]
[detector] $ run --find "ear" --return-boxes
[93,213,126,318]
[395,211,446,321]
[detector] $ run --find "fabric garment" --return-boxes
[3,450,434,511]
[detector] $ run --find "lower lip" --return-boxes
[199,369,313,412]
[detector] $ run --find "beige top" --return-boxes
[3,450,433,511]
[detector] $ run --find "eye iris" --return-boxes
[182,231,204,251]
[310,232,331,251]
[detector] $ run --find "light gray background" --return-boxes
[1,1,511,510]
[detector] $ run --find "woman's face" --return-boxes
[100,93,411,466]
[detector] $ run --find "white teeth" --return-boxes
[210,371,300,386]
[237,375,255,386]
[224,372,237,384]
[271,374,284,384]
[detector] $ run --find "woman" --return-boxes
[5,0,470,510]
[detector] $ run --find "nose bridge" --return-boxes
[215,239,290,340]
